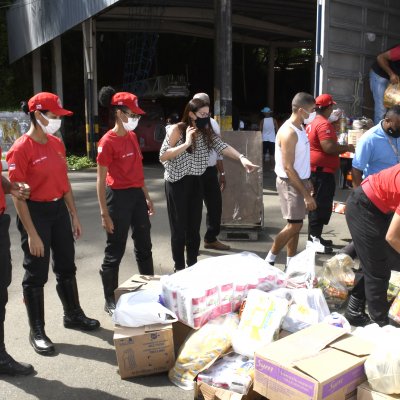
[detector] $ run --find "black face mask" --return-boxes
[387,127,400,138]
[195,116,210,129]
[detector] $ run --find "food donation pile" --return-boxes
[111,251,400,400]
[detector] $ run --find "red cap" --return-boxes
[315,94,336,107]
[111,92,145,115]
[28,92,73,116]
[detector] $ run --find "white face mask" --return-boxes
[122,117,139,131]
[303,110,316,125]
[37,113,62,135]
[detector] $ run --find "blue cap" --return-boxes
[261,107,271,113]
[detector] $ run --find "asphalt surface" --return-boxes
[0,160,353,399]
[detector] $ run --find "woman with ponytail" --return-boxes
[6,92,100,356]
[97,86,154,316]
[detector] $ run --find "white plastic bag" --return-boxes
[112,289,177,327]
[271,288,330,332]
[365,331,400,394]
[232,289,289,357]
[285,248,316,289]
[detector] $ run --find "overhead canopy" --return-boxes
[7,0,315,63]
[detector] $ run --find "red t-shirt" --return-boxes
[306,115,340,172]
[6,135,70,202]
[0,147,5,213]
[365,163,400,215]
[97,130,144,189]
[389,45,400,61]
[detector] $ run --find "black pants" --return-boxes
[308,171,336,238]
[165,175,203,269]
[101,187,153,275]
[0,214,12,331]
[346,187,400,322]
[17,200,77,289]
[202,166,222,243]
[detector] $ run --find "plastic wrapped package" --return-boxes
[389,292,400,324]
[388,271,400,302]
[197,352,254,395]
[364,328,400,394]
[270,288,330,332]
[168,313,239,390]
[112,287,178,327]
[161,252,287,329]
[231,289,289,358]
[323,254,356,290]
[323,312,351,333]
[318,274,348,311]
[285,248,316,289]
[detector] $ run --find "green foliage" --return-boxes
[66,155,96,170]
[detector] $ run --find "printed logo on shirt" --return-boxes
[8,163,15,171]
[32,156,48,165]
[98,146,103,153]
[122,152,134,159]
[326,129,331,134]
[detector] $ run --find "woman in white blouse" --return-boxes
[160,98,258,271]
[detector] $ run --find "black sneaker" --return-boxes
[319,237,333,247]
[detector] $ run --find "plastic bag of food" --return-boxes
[285,248,316,289]
[323,253,356,290]
[365,329,400,394]
[389,292,400,324]
[168,313,239,390]
[232,289,289,357]
[113,289,177,327]
[384,83,400,109]
[323,312,351,333]
[271,288,330,332]
[318,266,348,311]
[388,271,400,302]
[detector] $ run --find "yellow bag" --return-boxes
[384,83,400,108]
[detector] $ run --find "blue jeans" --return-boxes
[369,69,388,124]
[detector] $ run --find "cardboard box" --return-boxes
[114,274,161,303]
[173,321,195,355]
[357,382,400,400]
[195,381,263,400]
[254,323,374,400]
[114,323,175,379]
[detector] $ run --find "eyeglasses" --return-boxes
[195,111,210,118]
[123,111,141,119]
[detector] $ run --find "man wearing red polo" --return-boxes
[306,94,355,253]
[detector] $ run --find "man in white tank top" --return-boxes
[265,93,317,269]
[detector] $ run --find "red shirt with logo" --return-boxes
[0,147,5,213]
[97,130,144,189]
[362,163,400,215]
[306,115,340,172]
[6,135,70,201]
[389,45,400,61]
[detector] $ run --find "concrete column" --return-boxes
[52,36,63,102]
[92,20,99,150]
[214,0,232,131]
[267,46,275,110]
[32,48,42,94]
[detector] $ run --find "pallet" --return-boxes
[219,228,260,241]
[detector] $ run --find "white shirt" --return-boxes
[261,117,276,142]
[274,120,310,179]
[208,118,223,167]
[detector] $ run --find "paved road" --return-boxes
[0,161,353,399]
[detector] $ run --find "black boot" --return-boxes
[137,258,154,276]
[100,269,119,316]
[0,323,34,375]
[23,287,55,355]
[344,295,371,327]
[0,348,34,376]
[56,278,100,331]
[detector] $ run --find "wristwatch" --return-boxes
[220,172,225,176]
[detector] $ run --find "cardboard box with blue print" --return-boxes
[254,323,374,400]
[113,323,174,379]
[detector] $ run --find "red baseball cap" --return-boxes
[28,92,73,116]
[315,94,336,107]
[111,92,145,115]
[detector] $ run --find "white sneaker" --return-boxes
[306,236,333,254]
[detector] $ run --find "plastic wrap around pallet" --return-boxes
[161,252,286,329]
